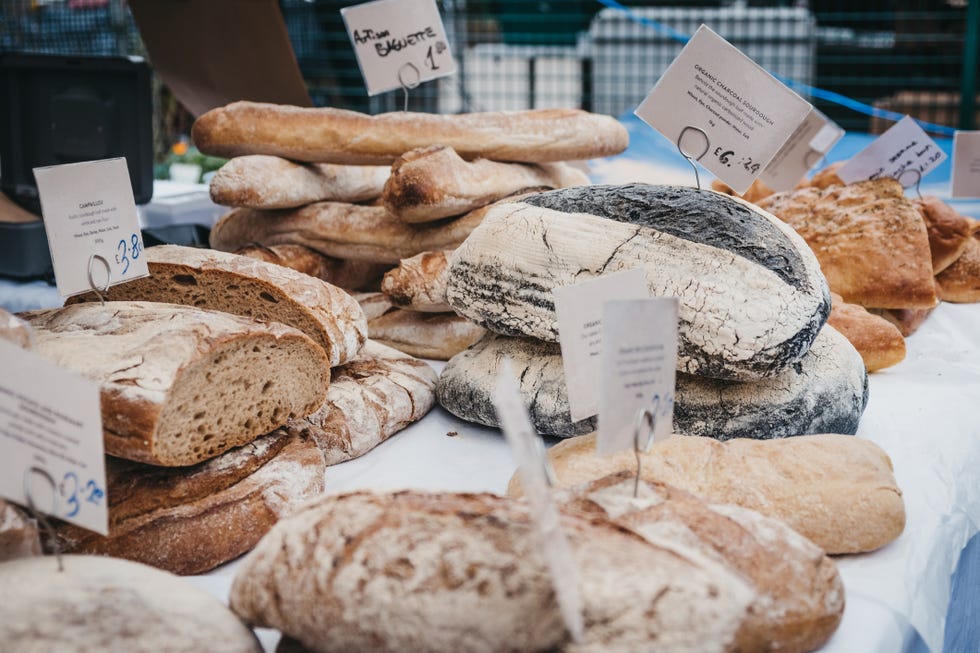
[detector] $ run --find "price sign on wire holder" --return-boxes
[341,0,457,98]
[33,157,148,298]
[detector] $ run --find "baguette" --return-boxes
[510,433,905,554]
[210,155,389,208]
[380,249,452,312]
[382,145,589,223]
[22,302,330,466]
[234,243,391,290]
[230,490,755,653]
[0,555,262,652]
[50,431,324,575]
[282,340,437,465]
[557,472,844,653]
[192,101,629,164]
[67,245,366,367]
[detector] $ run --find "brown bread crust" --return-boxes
[828,292,906,372]
[381,250,452,312]
[235,243,391,291]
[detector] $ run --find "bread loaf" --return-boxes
[798,162,844,189]
[913,195,978,273]
[50,431,324,575]
[67,245,366,366]
[0,499,40,561]
[870,304,937,337]
[557,473,844,653]
[234,243,391,290]
[0,307,33,349]
[437,327,868,439]
[936,234,980,303]
[380,249,452,312]
[382,145,589,223]
[447,184,830,381]
[192,101,629,165]
[0,554,262,652]
[22,302,330,466]
[709,177,776,204]
[210,155,388,208]
[510,433,905,554]
[210,201,485,264]
[758,178,937,309]
[828,292,906,372]
[230,490,755,653]
[358,293,485,360]
[282,340,437,465]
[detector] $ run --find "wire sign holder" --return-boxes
[676,126,710,191]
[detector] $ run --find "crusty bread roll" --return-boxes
[22,302,330,466]
[913,196,978,273]
[380,249,452,312]
[234,243,391,290]
[192,101,629,165]
[356,293,485,360]
[67,245,366,367]
[0,499,40,561]
[0,554,262,652]
[50,431,324,575]
[283,340,437,465]
[798,162,844,189]
[759,178,937,309]
[230,490,755,653]
[557,472,844,653]
[870,304,937,337]
[936,233,980,303]
[209,155,389,208]
[709,177,776,204]
[509,433,905,555]
[828,292,906,372]
[382,145,589,223]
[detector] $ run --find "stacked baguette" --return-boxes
[436,183,869,440]
[196,101,627,359]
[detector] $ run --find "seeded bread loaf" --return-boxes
[210,155,389,209]
[50,431,324,575]
[192,101,629,165]
[67,245,366,366]
[230,490,755,653]
[22,302,330,466]
[511,433,905,554]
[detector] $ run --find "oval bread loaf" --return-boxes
[557,472,844,653]
[66,244,366,367]
[510,433,905,554]
[192,101,629,164]
[0,554,262,652]
[436,327,868,439]
[446,184,831,381]
[22,302,331,466]
[230,490,756,653]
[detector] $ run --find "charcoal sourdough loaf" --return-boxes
[446,184,831,381]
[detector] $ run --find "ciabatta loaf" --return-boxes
[936,234,980,303]
[67,245,366,366]
[558,473,844,653]
[447,184,830,381]
[22,302,330,466]
[192,101,629,164]
[50,431,324,575]
[210,155,388,208]
[382,145,589,223]
[913,195,978,273]
[510,433,905,554]
[283,340,437,465]
[230,490,755,653]
[0,555,262,652]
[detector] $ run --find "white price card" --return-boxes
[951,131,980,198]
[634,25,812,195]
[553,269,649,422]
[0,339,108,535]
[838,115,948,186]
[341,0,456,97]
[760,108,845,192]
[598,298,678,457]
[33,157,148,298]
[493,360,584,645]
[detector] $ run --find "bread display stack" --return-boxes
[195,101,628,360]
[437,183,869,439]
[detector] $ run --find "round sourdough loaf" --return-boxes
[436,326,867,439]
[446,184,830,381]
[0,554,262,652]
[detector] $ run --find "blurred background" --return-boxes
[0,0,975,174]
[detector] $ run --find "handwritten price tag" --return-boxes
[951,131,980,198]
[33,157,148,298]
[341,0,456,97]
[838,115,947,186]
[760,109,845,192]
[0,339,108,535]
